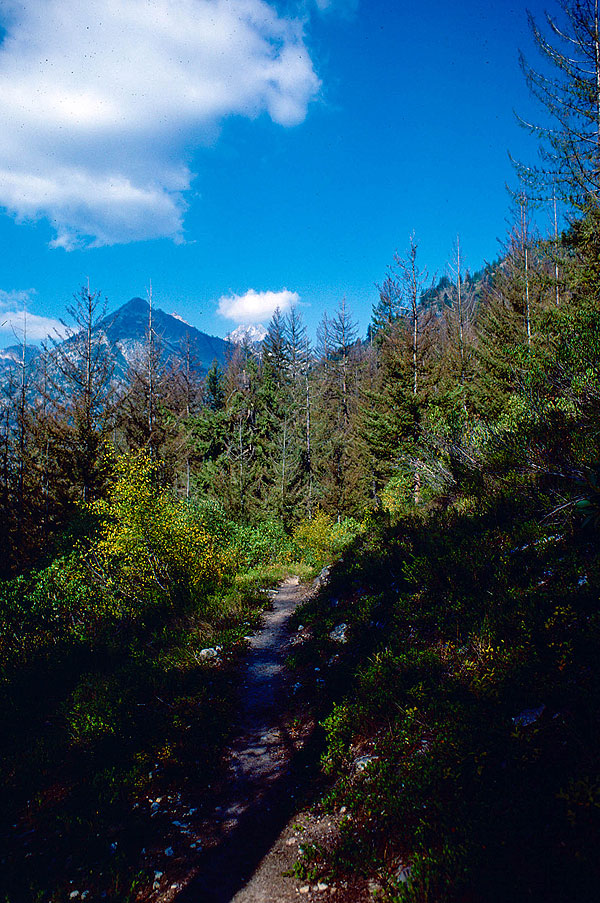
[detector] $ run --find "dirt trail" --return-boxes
[170,576,321,903]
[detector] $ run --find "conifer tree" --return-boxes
[517,0,600,209]
[45,283,116,504]
[362,239,437,504]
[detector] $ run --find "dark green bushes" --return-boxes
[293,498,600,902]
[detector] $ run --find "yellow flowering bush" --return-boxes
[91,452,227,609]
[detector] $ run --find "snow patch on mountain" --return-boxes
[226,324,268,345]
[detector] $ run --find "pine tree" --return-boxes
[45,283,116,504]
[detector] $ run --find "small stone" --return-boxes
[317,883,329,891]
[339,806,347,814]
[164,846,174,856]
[199,648,218,660]
[69,893,80,900]
[299,886,310,895]
[395,865,412,884]
[329,623,348,643]
[512,705,546,727]
[354,754,379,773]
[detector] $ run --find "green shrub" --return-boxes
[292,509,364,568]
[229,519,295,568]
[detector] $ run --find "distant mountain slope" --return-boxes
[0,298,230,387]
[97,297,229,375]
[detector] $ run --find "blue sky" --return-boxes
[0,0,553,347]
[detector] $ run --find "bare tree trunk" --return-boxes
[553,190,560,307]
[305,358,312,519]
[281,415,287,513]
[147,281,155,456]
[520,198,532,347]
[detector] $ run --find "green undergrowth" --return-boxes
[290,499,600,902]
[0,454,314,902]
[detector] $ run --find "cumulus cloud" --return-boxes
[0,288,66,342]
[217,288,299,323]
[0,0,320,249]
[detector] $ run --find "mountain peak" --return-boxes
[226,324,267,345]
[95,297,228,375]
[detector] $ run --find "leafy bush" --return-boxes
[229,518,295,568]
[90,452,227,611]
[292,509,364,568]
[292,498,600,902]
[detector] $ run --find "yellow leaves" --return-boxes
[292,509,364,567]
[90,451,228,607]
[293,509,336,564]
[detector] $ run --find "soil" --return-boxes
[148,576,372,903]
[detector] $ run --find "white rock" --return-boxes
[354,755,379,773]
[397,865,412,884]
[299,886,310,894]
[199,648,218,660]
[317,883,329,891]
[329,623,349,643]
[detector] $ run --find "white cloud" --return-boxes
[0,289,37,310]
[217,288,299,322]
[312,0,358,15]
[0,0,320,248]
[0,288,66,342]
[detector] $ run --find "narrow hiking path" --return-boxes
[151,576,319,902]
[147,575,372,903]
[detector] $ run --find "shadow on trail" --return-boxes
[174,579,326,903]
[176,724,324,903]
